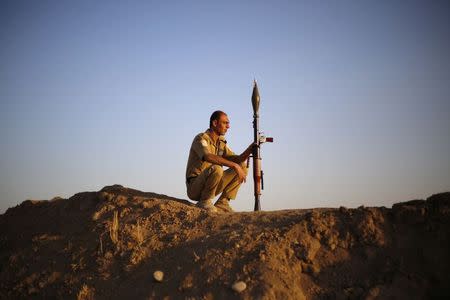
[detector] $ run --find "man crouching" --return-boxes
[185,110,254,213]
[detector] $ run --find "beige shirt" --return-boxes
[186,130,236,179]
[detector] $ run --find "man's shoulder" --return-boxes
[191,132,210,148]
[196,129,216,141]
[194,131,209,141]
[195,132,228,144]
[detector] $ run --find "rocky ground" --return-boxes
[1,185,449,299]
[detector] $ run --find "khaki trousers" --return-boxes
[187,163,248,202]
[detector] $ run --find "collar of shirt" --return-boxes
[202,129,227,150]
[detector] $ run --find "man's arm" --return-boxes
[225,143,255,164]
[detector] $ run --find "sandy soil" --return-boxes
[1,185,449,299]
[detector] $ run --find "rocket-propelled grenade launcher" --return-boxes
[250,80,273,211]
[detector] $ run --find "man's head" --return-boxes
[209,110,230,136]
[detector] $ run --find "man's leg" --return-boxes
[214,162,248,211]
[187,165,224,212]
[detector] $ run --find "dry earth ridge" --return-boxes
[1,185,449,299]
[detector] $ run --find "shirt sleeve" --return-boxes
[192,135,210,160]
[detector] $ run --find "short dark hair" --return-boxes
[209,110,226,128]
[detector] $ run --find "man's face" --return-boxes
[213,114,230,136]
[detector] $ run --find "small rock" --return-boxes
[232,281,247,293]
[153,270,164,282]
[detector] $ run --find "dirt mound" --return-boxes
[1,185,449,299]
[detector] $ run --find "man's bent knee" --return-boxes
[209,164,224,177]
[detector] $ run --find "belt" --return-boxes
[186,176,197,184]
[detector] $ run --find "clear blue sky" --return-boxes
[1,0,449,213]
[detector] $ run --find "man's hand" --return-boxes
[242,142,257,161]
[233,163,247,183]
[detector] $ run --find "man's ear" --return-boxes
[212,120,218,127]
